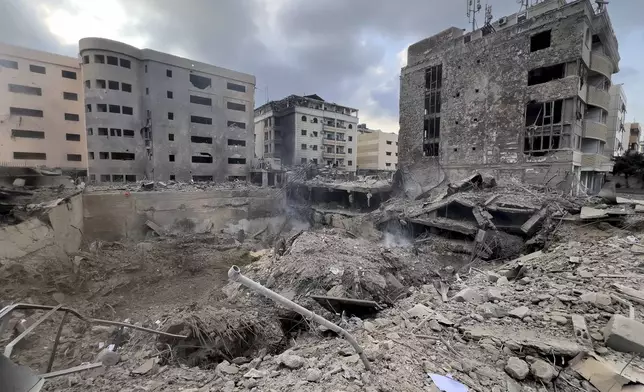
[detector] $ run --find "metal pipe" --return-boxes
[46,311,69,372]
[4,305,62,358]
[228,265,371,371]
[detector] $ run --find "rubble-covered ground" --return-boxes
[2,182,644,391]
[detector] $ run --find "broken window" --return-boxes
[301,158,307,164]
[120,58,131,68]
[170,175,175,181]
[348,136,353,142]
[425,64,442,90]
[227,82,246,93]
[126,175,136,182]
[95,55,104,63]
[98,128,108,136]
[67,154,82,161]
[111,152,135,160]
[65,113,80,121]
[97,104,107,112]
[1,59,18,69]
[97,79,106,89]
[123,129,134,137]
[228,139,246,146]
[100,175,110,182]
[112,175,124,182]
[386,140,393,145]
[227,102,246,112]
[10,107,43,117]
[108,80,119,90]
[228,158,246,164]
[193,175,213,182]
[106,56,118,65]
[85,80,91,88]
[190,74,211,89]
[191,135,212,144]
[109,105,120,114]
[301,129,307,136]
[9,84,42,96]
[386,152,392,156]
[312,145,318,151]
[12,129,44,139]
[30,64,46,74]
[86,129,93,136]
[424,94,441,115]
[89,152,94,159]
[528,63,565,86]
[301,116,307,122]
[14,152,46,160]
[63,92,78,101]
[122,83,132,93]
[301,144,307,150]
[530,30,551,52]
[110,128,122,137]
[524,99,571,156]
[191,115,212,125]
[424,117,441,139]
[99,152,109,159]
[66,133,81,141]
[191,155,212,163]
[525,100,563,127]
[122,106,133,115]
[227,121,246,129]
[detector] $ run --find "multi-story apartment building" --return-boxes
[254,94,359,171]
[356,124,399,171]
[80,38,255,183]
[0,42,87,174]
[607,84,626,157]
[622,122,641,153]
[399,0,620,195]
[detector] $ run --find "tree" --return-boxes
[613,152,644,188]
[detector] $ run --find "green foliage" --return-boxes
[613,152,644,188]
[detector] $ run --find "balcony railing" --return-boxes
[587,86,610,110]
[590,51,614,78]
[584,120,608,142]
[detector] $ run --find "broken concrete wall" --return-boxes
[0,193,83,260]
[83,189,284,241]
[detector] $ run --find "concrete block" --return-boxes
[604,315,644,355]
[12,178,26,187]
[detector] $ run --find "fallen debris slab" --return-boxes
[603,315,644,355]
[571,352,644,392]
[580,206,608,220]
[145,220,166,236]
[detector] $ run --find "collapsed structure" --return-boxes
[399,0,620,197]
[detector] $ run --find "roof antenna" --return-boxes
[466,0,482,31]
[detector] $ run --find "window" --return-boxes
[14,152,46,160]
[348,160,353,166]
[95,55,105,63]
[121,83,132,93]
[97,104,107,112]
[62,70,77,79]
[170,175,175,181]
[109,105,121,113]
[9,84,42,96]
[425,64,443,89]
[301,158,307,164]
[347,148,352,153]
[301,144,307,150]
[264,145,269,153]
[524,100,569,156]
[227,102,246,112]
[81,55,89,64]
[169,154,175,162]
[99,152,109,159]
[89,152,94,159]
[67,154,82,161]
[386,152,392,156]
[98,128,108,136]
[63,92,78,101]
[168,134,175,141]
[227,121,246,129]
[190,74,211,89]
[10,107,43,117]
[228,158,246,165]
[0,59,18,69]
[193,175,213,182]
[110,128,122,137]
[227,139,246,146]
[348,125,353,129]
[464,35,472,44]
[227,82,246,92]
[85,104,92,113]
[312,131,318,137]
[111,152,135,160]
[425,94,442,115]
[30,64,46,74]
[301,116,307,122]
[145,87,149,95]
[313,118,318,124]
[120,58,131,68]
[111,175,124,182]
[528,63,565,86]
[144,64,148,73]
[385,163,392,167]
[11,129,44,139]
[190,95,212,106]
[348,136,353,142]
[312,145,318,151]
[192,155,212,163]
[122,106,133,115]
[96,79,106,89]
[85,80,91,88]
[108,80,119,90]
[87,128,93,136]
[530,30,551,52]
[191,115,212,125]
[165,69,173,77]
[123,129,134,137]
[191,136,212,144]
[106,56,118,66]
[525,100,563,127]
[167,91,173,99]
[386,140,393,145]
[301,129,307,136]
[66,133,81,141]
[99,175,110,182]
[167,112,174,120]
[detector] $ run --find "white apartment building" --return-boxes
[356,124,398,171]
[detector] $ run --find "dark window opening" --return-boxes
[528,63,565,86]
[190,95,212,106]
[125,175,136,182]
[190,74,211,89]
[98,128,108,136]
[97,104,107,112]
[62,70,77,79]
[464,35,471,44]
[66,133,81,141]
[227,102,246,112]
[166,69,172,77]
[120,58,131,68]
[9,84,41,96]
[63,92,78,100]
[191,135,213,144]
[227,82,246,92]
[525,100,563,127]
[301,115,307,121]
[12,129,44,139]
[65,113,80,121]
[87,128,94,136]
[30,64,46,74]
[67,154,82,161]
[227,121,246,129]
[228,139,246,147]
[111,152,135,160]
[122,106,133,115]
[228,158,246,164]
[170,175,176,181]
[192,155,212,163]
[301,144,307,150]
[112,175,124,182]
[89,152,94,159]
[168,112,174,120]
[108,80,119,90]
[191,115,212,125]
[109,105,120,114]
[530,30,551,52]
[110,128,122,137]
[106,56,118,65]
[301,158,307,164]
[121,83,132,92]
[96,79,106,89]
[94,55,105,63]
[386,152,392,156]
[99,152,109,159]
[11,107,43,117]
[386,140,393,145]
[193,175,213,182]
[0,59,18,69]
[169,134,175,141]
[85,80,91,88]
[348,136,353,142]
[424,117,441,140]
[100,175,110,182]
[424,142,439,157]
[169,154,175,162]
[425,93,441,115]
[301,129,307,136]
[123,129,134,137]
[313,145,318,151]
[14,152,46,160]
[425,64,443,90]
[167,90,173,99]
[313,118,318,123]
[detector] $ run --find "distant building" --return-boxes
[607,85,627,156]
[357,124,399,171]
[254,94,359,171]
[0,42,87,175]
[80,38,255,183]
[399,0,620,195]
[623,122,641,153]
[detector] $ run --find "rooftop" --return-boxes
[255,94,358,116]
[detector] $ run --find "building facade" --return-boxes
[254,95,359,171]
[0,42,87,174]
[399,0,619,196]
[607,84,626,157]
[623,122,641,153]
[79,38,255,183]
[356,124,399,171]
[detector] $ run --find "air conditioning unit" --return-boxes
[498,16,507,25]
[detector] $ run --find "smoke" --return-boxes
[382,231,412,248]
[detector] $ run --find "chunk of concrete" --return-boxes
[521,207,548,236]
[505,357,529,380]
[580,292,612,307]
[580,207,608,220]
[571,314,592,347]
[407,303,431,318]
[12,178,26,187]
[604,315,644,355]
[96,349,120,366]
[509,306,530,319]
[216,360,240,375]
[529,359,555,382]
[487,288,503,302]
[279,354,305,369]
[453,287,479,303]
[477,302,506,319]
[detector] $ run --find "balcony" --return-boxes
[581,153,609,169]
[322,138,346,146]
[590,51,614,78]
[584,120,608,142]
[587,86,610,110]
[323,151,345,159]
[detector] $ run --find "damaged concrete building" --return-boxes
[254,94,359,171]
[399,0,620,196]
[80,38,255,183]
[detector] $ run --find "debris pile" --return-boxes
[85,180,264,193]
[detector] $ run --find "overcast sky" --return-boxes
[1,0,642,132]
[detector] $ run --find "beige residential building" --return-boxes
[357,124,398,171]
[0,42,87,173]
